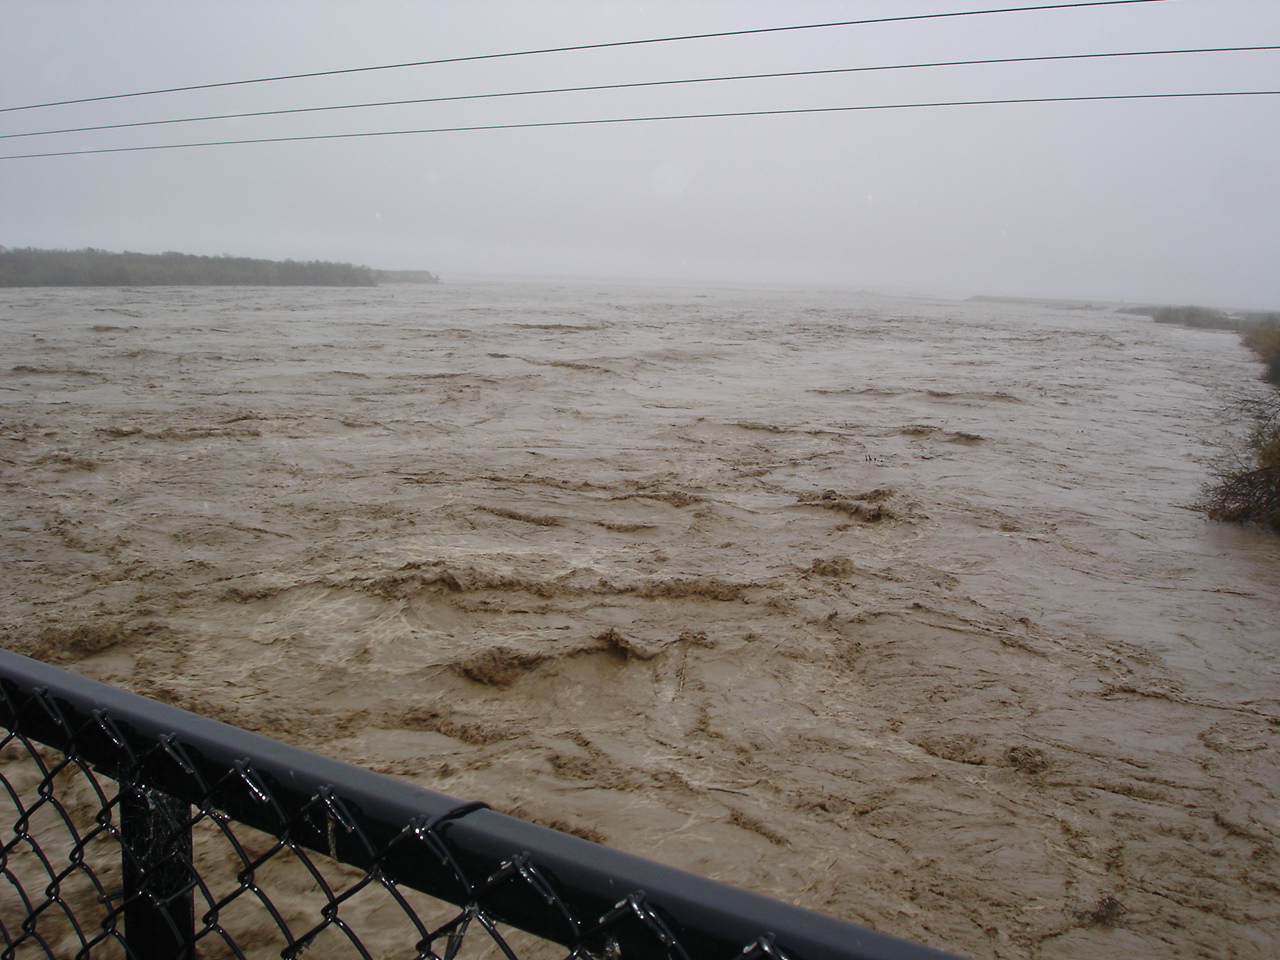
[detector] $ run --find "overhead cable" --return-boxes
[3,89,1277,162]
[0,0,1170,114]
[4,44,1275,142]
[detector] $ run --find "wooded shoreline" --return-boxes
[0,246,440,287]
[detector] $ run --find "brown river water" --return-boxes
[2,281,1278,958]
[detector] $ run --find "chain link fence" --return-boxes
[1,647,962,960]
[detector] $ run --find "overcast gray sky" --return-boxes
[2,0,1278,306]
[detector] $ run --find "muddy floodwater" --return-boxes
[2,281,1278,958]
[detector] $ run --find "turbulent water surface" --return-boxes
[2,282,1278,958]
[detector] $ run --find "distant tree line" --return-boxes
[373,269,440,284]
[0,246,377,287]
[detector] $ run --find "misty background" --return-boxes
[2,0,1278,306]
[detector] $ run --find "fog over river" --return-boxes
[2,282,1278,958]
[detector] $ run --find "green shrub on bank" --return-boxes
[1203,397,1280,531]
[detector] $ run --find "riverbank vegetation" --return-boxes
[0,246,377,286]
[1120,303,1280,332]
[1134,303,1280,529]
[1243,322,1280,387]
[1201,317,1280,530]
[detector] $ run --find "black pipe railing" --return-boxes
[0,647,964,960]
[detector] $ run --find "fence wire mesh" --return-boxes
[1,649,959,960]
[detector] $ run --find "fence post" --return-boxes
[120,784,195,960]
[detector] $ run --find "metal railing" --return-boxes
[0,647,962,960]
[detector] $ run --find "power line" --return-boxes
[0,0,1169,114]
[6,44,1275,142]
[4,89,1276,162]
